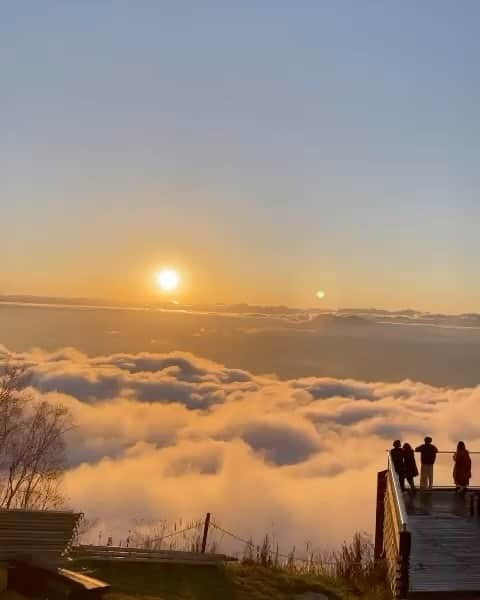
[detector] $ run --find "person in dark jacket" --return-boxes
[390,440,405,491]
[415,436,438,489]
[402,442,418,491]
[453,441,471,495]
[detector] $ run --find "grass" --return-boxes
[75,520,388,600]
[75,560,388,600]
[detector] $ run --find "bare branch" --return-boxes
[0,364,72,509]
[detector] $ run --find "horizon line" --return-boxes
[1,292,479,319]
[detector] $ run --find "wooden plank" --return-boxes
[77,556,231,566]
[9,561,110,599]
[75,553,235,563]
[58,568,111,591]
[0,510,80,563]
[71,546,238,565]
[73,547,232,560]
[406,490,480,594]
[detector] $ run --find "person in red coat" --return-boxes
[453,441,471,495]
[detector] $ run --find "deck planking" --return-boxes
[404,489,480,597]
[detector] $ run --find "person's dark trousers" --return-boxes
[399,475,406,492]
[406,477,415,491]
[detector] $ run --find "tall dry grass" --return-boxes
[240,531,387,598]
[78,516,387,597]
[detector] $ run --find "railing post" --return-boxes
[201,512,211,554]
[375,470,388,560]
[396,530,411,599]
[384,459,411,599]
[470,492,480,517]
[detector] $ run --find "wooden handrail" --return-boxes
[380,464,411,599]
[387,455,408,531]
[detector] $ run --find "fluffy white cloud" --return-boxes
[3,346,480,553]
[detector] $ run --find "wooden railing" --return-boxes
[375,460,411,600]
[70,545,237,565]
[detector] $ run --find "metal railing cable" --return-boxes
[132,517,318,563]
[107,523,204,547]
[210,522,255,549]
[149,522,202,543]
[385,449,480,454]
[210,521,364,566]
[436,450,480,453]
[211,521,299,562]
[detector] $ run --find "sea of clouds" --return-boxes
[2,343,480,553]
[3,301,480,388]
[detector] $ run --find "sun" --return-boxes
[155,268,180,292]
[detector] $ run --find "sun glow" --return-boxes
[156,269,180,292]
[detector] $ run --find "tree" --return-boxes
[0,364,72,509]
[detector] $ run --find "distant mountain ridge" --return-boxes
[2,294,479,329]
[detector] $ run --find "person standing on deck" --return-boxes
[403,442,418,492]
[453,441,471,495]
[415,436,438,489]
[390,440,405,491]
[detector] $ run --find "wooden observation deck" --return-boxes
[376,459,480,599]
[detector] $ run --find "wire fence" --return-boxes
[74,518,380,591]
[131,517,306,561]
[210,521,317,564]
[89,514,368,570]
[154,523,200,541]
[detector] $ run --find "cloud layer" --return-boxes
[3,345,480,553]
[3,302,480,388]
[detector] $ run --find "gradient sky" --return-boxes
[3,1,480,312]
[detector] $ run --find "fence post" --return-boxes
[201,513,211,554]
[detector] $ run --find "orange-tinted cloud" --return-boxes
[4,346,480,553]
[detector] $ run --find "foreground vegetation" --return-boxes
[75,520,388,600]
[76,559,388,600]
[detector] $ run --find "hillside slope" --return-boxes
[77,561,387,600]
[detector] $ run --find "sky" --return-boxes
[3,1,480,312]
